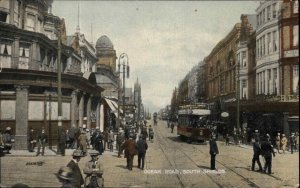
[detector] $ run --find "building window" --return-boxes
[273,68,277,94]
[273,31,277,52]
[294,0,299,14]
[257,15,259,26]
[263,36,265,55]
[242,51,246,67]
[293,25,299,47]
[272,3,277,18]
[263,71,265,94]
[267,33,271,54]
[262,9,265,23]
[0,11,8,22]
[267,6,271,20]
[293,65,299,94]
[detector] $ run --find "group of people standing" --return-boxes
[0,127,13,156]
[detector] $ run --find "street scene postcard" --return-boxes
[0,0,299,187]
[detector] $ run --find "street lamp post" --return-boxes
[117,53,130,129]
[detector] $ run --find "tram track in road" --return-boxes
[154,127,185,188]
[154,122,222,188]
[154,121,262,188]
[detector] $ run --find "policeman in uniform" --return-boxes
[83,150,104,188]
[136,135,148,170]
[209,135,219,170]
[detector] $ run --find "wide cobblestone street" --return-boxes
[0,120,299,188]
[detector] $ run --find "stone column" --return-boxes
[70,90,78,127]
[78,93,85,128]
[283,112,290,137]
[12,37,20,69]
[14,85,29,150]
[96,100,100,129]
[86,95,92,130]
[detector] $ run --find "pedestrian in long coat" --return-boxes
[121,136,137,170]
[170,122,175,133]
[260,139,275,174]
[0,130,4,157]
[28,128,36,152]
[136,135,148,170]
[251,139,262,171]
[209,135,219,170]
[116,130,125,158]
[103,129,109,150]
[289,133,296,154]
[108,130,115,152]
[78,131,88,155]
[275,133,281,154]
[281,134,287,154]
[93,129,104,155]
[67,150,84,188]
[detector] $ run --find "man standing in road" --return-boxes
[251,138,263,172]
[36,129,48,156]
[261,136,275,174]
[67,150,85,188]
[170,122,175,133]
[136,135,148,170]
[209,135,219,170]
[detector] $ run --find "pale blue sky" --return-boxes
[52,1,259,112]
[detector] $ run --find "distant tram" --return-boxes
[177,104,211,143]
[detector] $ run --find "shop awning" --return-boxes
[104,98,122,118]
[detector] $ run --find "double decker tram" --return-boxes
[177,104,211,143]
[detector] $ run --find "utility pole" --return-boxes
[236,58,240,144]
[57,20,63,155]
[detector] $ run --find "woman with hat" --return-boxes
[66,150,84,188]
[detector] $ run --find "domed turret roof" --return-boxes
[96,35,114,49]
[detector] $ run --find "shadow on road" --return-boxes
[115,165,128,169]
[197,165,211,170]
[166,136,184,143]
[234,166,252,171]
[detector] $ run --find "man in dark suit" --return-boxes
[136,135,148,170]
[36,129,48,156]
[67,150,84,188]
[251,138,263,171]
[209,135,219,170]
[261,137,275,174]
